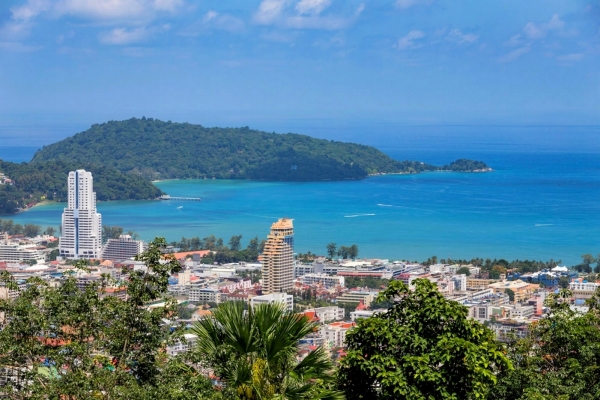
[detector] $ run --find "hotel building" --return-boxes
[59,170,103,259]
[259,218,294,294]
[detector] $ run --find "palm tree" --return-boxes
[191,301,343,400]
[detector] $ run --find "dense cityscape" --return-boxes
[1,169,599,398]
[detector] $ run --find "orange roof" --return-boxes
[171,250,212,260]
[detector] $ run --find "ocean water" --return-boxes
[1,124,599,265]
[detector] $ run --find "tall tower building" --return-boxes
[59,170,103,259]
[259,218,294,294]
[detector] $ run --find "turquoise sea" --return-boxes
[2,123,600,265]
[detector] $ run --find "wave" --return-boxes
[534,224,554,227]
[344,213,376,218]
[377,204,393,207]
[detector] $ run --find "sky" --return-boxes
[0,0,599,129]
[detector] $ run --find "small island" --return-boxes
[0,118,491,215]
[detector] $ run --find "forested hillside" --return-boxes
[0,160,163,215]
[32,118,485,181]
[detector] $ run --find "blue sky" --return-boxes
[0,0,599,128]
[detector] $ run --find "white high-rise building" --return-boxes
[59,170,103,259]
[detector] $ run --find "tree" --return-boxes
[44,226,55,236]
[191,301,342,399]
[456,266,471,276]
[247,236,259,252]
[102,225,123,243]
[23,223,41,238]
[337,279,511,399]
[559,276,570,289]
[505,288,515,302]
[491,289,600,399]
[490,265,507,279]
[338,246,350,259]
[326,242,337,259]
[582,253,596,269]
[229,234,243,252]
[0,238,221,399]
[595,254,600,274]
[348,244,359,259]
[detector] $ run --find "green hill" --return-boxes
[31,117,456,181]
[0,160,163,215]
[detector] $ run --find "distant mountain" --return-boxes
[0,160,163,215]
[31,118,489,181]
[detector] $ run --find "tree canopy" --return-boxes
[31,118,489,181]
[337,279,511,399]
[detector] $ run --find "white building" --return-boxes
[0,242,46,263]
[59,170,103,259]
[319,322,356,348]
[569,281,600,300]
[166,333,198,356]
[250,292,294,312]
[302,273,345,288]
[101,235,147,261]
[188,287,221,304]
[350,309,384,321]
[306,306,345,323]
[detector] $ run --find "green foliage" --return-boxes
[337,279,511,399]
[31,118,488,182]
[491,289,600,400]
[0,238,221,399]
[337,244,359,259]
[456,266,471,276]
[442,159,490,171]
[191,301,343,399]
[505,288,515,302]
[0,159,163,215]
[326,242,337,259]
[344,276,388,289]
[0,218,41,236]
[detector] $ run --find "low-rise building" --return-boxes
[350,309,384,321]
[166,333,198,356]
[569,281,600,301]
[101,235,147,261]
[304,306,345,323]
[319,321,356,348]
[336,291,376,307]
[302,273,345,288]
[250,293,294,312]
[188,287,221,304]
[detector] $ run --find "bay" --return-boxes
[2,123,600,265]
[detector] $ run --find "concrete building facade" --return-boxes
[59,170,103,259]
[101,235,147,261]
[259,218,294,294]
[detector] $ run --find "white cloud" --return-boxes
[522,14,564,39]
[254,0,363,30]
[395,0,433,10]
[395,30,424,50]
[448,29,477,44]
[54,0,183,22]
[499,46,530,62]
[505,34,524,47]
[11,0,51,21]
[557,53,584,63]
[295,0,332,15]
[98,24,168,45]
[202,11,245,32]
[254,0,290,25]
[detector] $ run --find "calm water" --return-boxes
[1,124,600,265]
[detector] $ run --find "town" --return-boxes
[1,169,597,368]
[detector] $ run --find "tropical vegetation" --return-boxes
[0,159,162,215]
[190,301,343,399]
[337,279,512,399]
[31,118,490,181]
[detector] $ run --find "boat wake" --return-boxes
[344,213,376,218]
[377,204,393,207]
[534,224,554,227]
